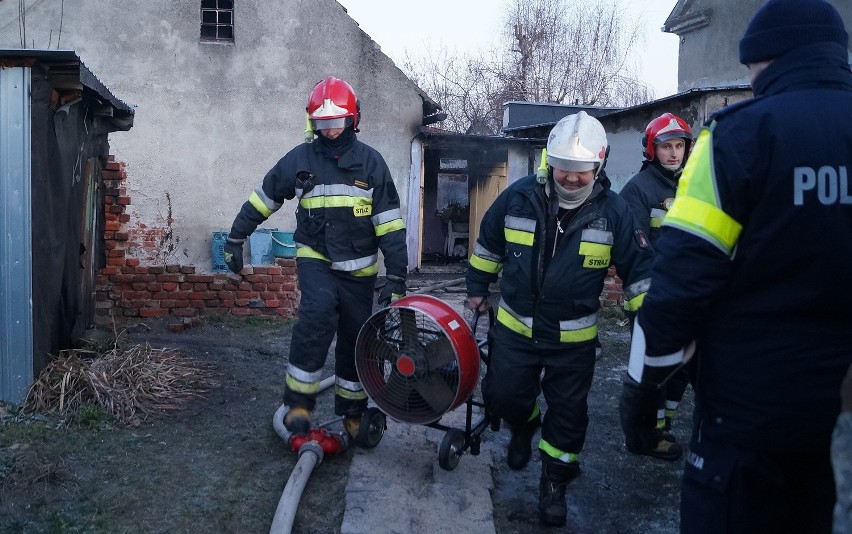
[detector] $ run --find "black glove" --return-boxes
[619,376,663,454]
[223,237,244,274]
[378,275,406,308]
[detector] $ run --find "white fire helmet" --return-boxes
[546,111,608,177]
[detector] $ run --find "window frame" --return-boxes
[200,0,234,43]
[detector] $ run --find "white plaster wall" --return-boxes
[676,0,852,92]
[0,0,424,270]
[605,129,645,193]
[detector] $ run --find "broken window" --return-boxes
[201,0,234,42]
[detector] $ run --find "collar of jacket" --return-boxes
[752,41,852,97]
[648,160,680,189]
[312,132,364,171]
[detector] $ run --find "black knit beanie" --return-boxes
[739,0,848,64]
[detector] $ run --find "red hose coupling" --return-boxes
[289,428,347,455]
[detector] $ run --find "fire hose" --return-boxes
[269,375,346,534]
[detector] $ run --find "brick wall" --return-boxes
[94,156,300,324]
[601,266,624,308]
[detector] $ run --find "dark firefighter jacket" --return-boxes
[635,42,852,451]
[467,173,653,348]
[619,162,679,245]
[229,135,407,280]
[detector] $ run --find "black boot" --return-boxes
[538,455,580,527]
[506,415,541,470]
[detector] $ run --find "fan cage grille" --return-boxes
[356,305,473,424]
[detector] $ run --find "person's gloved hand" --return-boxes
[467,295,490,312]
[619,376,663,454]
[378,275,406,308]
[223,237,245,274]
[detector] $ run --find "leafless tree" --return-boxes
[403,0,653,133]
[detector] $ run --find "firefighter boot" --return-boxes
[647,431,683,460]
[538,455,580,527]
[506,415,541,470]
[343,414,361,441]
[283,407,311,435]
[662,414,677,443]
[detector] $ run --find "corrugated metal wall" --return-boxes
[0,66,34,404]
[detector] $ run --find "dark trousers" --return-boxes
[284,258,374,416]
[681,429,836,534]
[483,324,596,455]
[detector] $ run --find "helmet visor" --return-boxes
[655,131,690,144]
[311,116,353,130]
[547,154,597,173]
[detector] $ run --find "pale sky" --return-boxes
[337,0,681,99]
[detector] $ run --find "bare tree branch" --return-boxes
[401,0,654,133]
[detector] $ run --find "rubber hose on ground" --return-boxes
[269,375,337,533]
[268,442,324,534]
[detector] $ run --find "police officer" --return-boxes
[618,113,694,460]
[620,1,852,531]
[223,76,408,443]
[467,111,653,527]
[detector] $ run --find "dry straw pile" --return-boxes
[25,341,220,425]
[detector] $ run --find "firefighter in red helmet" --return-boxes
[618,112,693,461]
[223,76,408,444]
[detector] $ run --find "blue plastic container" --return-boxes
[211,231,230,272]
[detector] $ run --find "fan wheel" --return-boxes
[355,295,480,425]
[439,429,466,471]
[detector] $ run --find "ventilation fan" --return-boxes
[355,294,481,425]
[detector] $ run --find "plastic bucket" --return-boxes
[271,231,296,258]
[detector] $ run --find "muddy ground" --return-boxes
[0,270,692,533]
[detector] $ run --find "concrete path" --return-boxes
[341,407,496,534]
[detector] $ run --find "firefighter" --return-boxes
[223,76,408,443]
[618,112,694,461]
[466,111,653,527]
[620,0,852,531]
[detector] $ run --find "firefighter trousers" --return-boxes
[483,324,596,457]
[283,258,374,417]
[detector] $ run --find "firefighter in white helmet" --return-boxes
[466,111,654,527]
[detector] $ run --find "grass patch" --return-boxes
[24,343,220,426]
[67,403,116,430]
